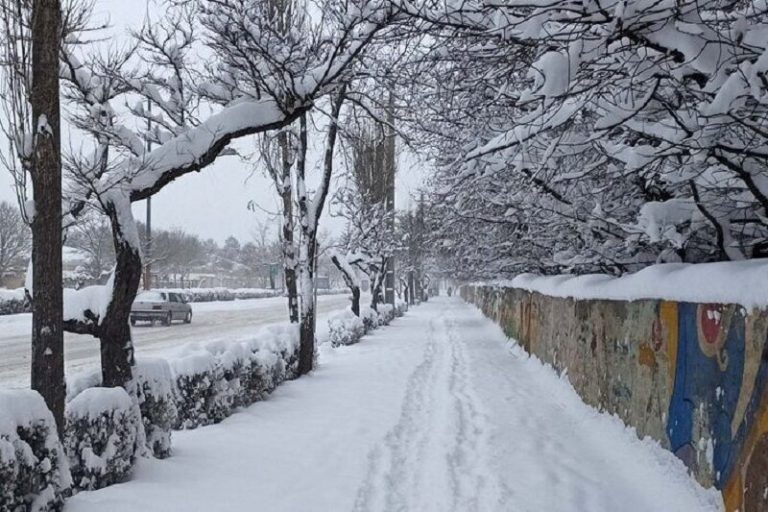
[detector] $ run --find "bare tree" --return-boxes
[0,200,31,279]
[66,210,115,280]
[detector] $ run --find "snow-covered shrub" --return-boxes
[328,309,365,346]
[131,359,177,459]
[377,304,395,326]
[170,348,230,429]
[68,361,176,460]
[395,299,408,317]
[0,289,28,316]
[205,340,247,411]
[237,350,273,405]
[0,390,71,512]
[262,324,300,380]
[360,306,378,332]
[64,387,142,491]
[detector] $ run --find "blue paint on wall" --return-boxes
[667,303,745,488]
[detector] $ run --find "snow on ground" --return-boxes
[0,294,353,389]
[66,298,722,512]
[485,258,768,309]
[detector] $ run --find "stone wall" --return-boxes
[461,285,768,512]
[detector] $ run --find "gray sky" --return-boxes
[0,0,428,245]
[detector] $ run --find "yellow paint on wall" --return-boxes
[732,315,765,438]
[723,397,768,512]
[660,301,678,382]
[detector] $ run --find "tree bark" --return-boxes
[278,130,299,323]
[30,0,64,433]
[330,253,360,316]
[99,200,139,387]
[296,89,345,375]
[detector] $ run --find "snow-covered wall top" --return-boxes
[481,260,768,309]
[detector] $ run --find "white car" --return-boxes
[130,291,192,326]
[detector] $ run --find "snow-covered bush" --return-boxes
[328,309,365,346]
[261,324,300,380]
[68,360,176,460]
[170,348,225,429]
[0,289,28,316]
[237,345,275,404]
[131,359,177,459]
[0,390,71,512]
[395,300,408,317]
[377,304,395,326]
[204,340,247,412]
[360,306,378,332]
[147,287,345,306]
[64,387,142,491]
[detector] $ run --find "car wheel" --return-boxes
[130,317,136,326]
[163,312,172,326]
[184,311,192,324]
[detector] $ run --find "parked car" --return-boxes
[130,291,192,326]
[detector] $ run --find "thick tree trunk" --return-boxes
[99,201,139,387]
[30,0,64,433]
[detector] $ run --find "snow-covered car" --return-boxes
[130,291,192,326]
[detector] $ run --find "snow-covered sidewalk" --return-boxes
[66,298,722,512]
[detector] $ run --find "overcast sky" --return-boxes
[0,0,428,245]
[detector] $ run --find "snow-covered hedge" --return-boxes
[0,287,350,317]
[326,302,410,347]
[0,288,28,316]
[64,387,143,492]
[155,287,348,304]
[395,299,408,317]
[68,359,177,460]
[377,304,396,326]
[132,359,177,459]
[360,306,378,332]
[328,309,366,346]
[0,390,71,512]
[171,324,300,429]
[170,349,225,429]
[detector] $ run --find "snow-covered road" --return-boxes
[66,297,723,512]
[0,294,352,389]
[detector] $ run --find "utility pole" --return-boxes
[144,102,152,290]
[384,88,396,306]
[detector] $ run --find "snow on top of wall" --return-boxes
[481,259,768,309]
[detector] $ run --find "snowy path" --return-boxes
[66,298,722,512]
[0,294,351,388]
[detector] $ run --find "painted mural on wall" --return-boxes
[461,285,768,512]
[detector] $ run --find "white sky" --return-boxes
[0,0,428,245]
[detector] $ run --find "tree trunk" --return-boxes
[330,253,360,316]
[99,199,139,388]
[30,0,64,433]
[278,130,299,323]
[296,237,317,375]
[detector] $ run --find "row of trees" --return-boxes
[390,0,768,279]
[0,0,407,430]
[67,214,285,289]
[0,201,287,290]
